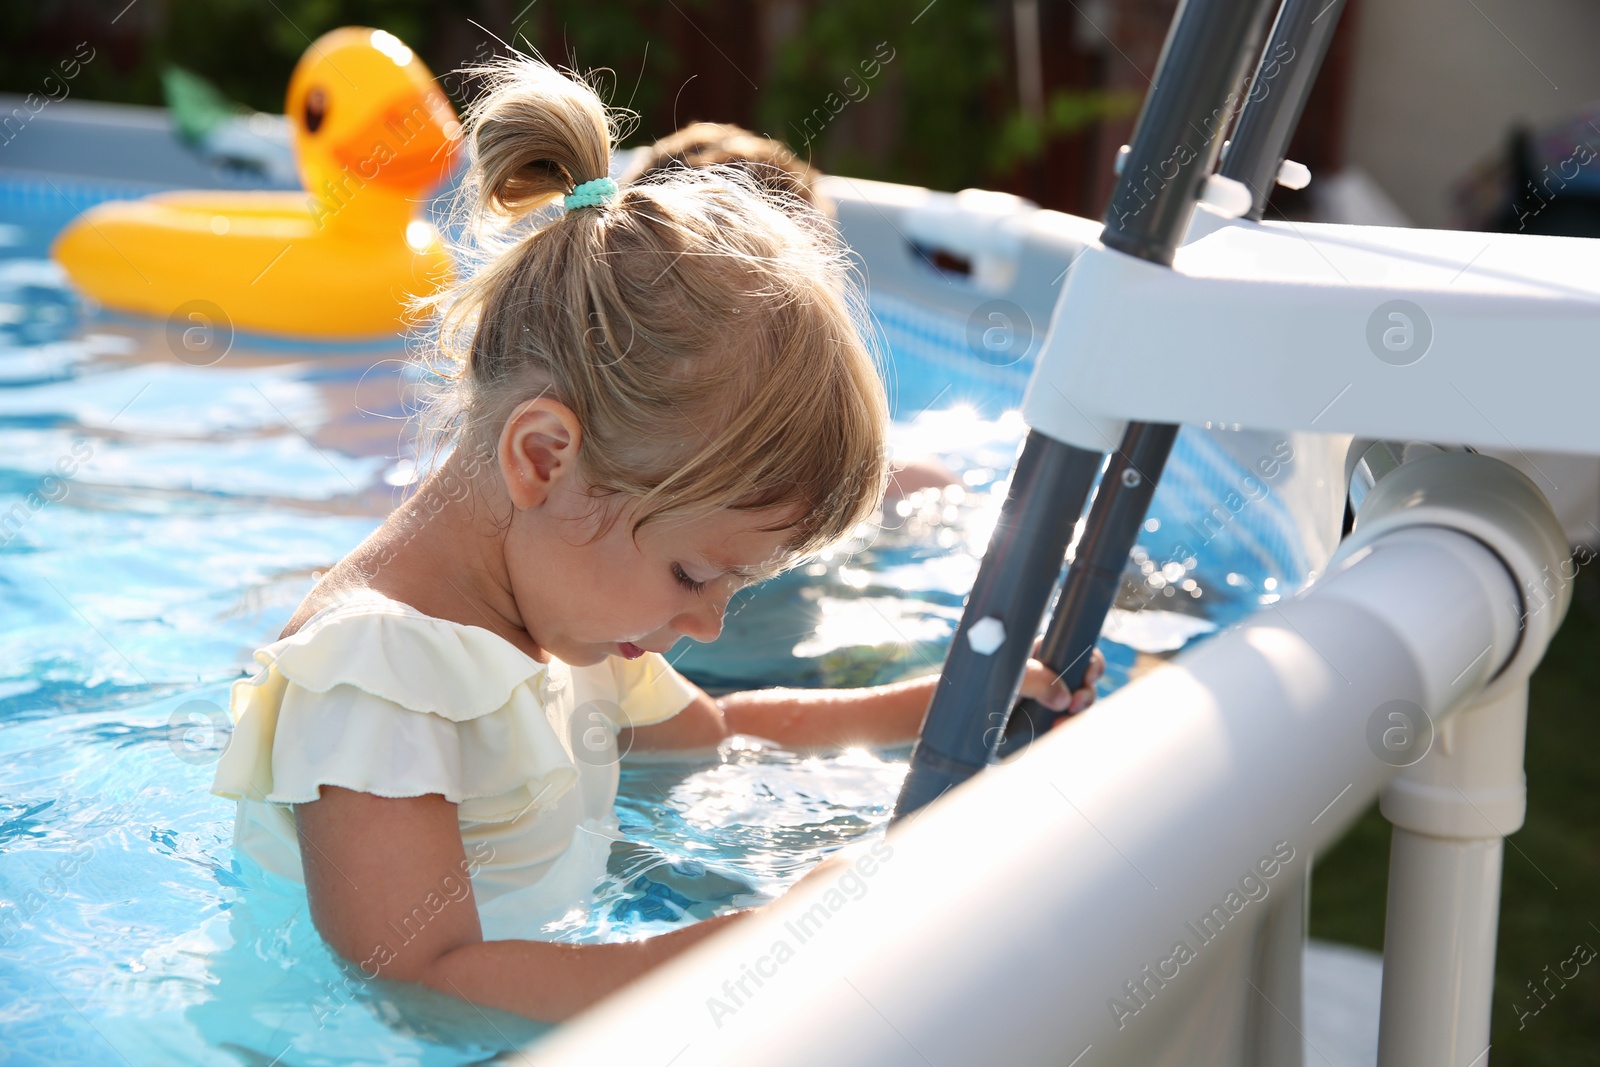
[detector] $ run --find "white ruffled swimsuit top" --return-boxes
[211,588,698,940]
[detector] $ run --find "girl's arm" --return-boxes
[626,648,1105,754]
[295,786,747,1023]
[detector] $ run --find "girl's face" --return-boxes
[492,396,799,667]
[504,487,796,667]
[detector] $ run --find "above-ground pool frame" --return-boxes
[528,0,1592,1063]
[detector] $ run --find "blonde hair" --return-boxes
[424,59,887,563]
[624,122,825,211]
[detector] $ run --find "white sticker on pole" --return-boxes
[966,616,1006,655]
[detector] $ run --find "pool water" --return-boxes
[0,233,1311,1061]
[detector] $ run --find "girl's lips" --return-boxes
[617,641,646,660]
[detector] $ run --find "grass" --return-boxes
[1308,568,1600,1064]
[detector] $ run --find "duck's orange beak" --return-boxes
[330,85,462,194]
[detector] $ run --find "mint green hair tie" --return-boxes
[564,176,619,211]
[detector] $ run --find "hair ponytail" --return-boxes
[465,59,614,218]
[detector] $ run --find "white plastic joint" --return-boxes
[1276,158,1311,190]
[1200,174,1253,219]
[1334,451,1571,702]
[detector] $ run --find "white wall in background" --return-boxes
[1342,0,1600,229]
[1337,0,1600,548]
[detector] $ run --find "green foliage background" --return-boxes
[756,0,1004,191]
[0,0,1103,194]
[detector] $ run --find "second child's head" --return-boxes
[427,60,887,666]
[623,122,824,212]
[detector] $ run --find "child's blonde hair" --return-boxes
[426,59,888,563]
[623,121,824,211]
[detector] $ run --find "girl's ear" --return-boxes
[498,397,584,509]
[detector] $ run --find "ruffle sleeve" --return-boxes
[212,599,583,823]
[610,651,700,728]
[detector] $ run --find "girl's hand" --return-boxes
[1019,644,1106,719]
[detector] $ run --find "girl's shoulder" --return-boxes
[215,585,584,827]
[278,576,420,640]
[255,584,695,730]
[257,585,553,723]
[215,585,695,814]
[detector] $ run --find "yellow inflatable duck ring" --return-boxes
[53,27,461,339]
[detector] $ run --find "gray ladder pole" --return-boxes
[997,0,1349,758]
[893,0,1284,819]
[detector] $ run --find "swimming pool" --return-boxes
[0,173,1331,1064]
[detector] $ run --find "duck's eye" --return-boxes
[303,87,327,134]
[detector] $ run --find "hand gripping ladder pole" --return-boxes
[894,0,1282,818]
[998,0,1350,757]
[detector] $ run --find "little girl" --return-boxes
[212,58,1099,1025]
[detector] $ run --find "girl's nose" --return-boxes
[673,593,727,643]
